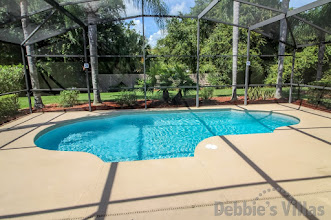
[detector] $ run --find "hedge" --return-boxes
[0,94,19,123]
[0,64,25,93]
[59,90,80,107]
[307,80,331,109]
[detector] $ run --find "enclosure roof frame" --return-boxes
[249,0,331,31]
[42,0,87,29]
[0,0,330,48]
[198,0,219,19]
[292,15,331,35]
[21,10,57,46]
[0,0,97,28]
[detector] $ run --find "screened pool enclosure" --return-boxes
[0,0,330,112]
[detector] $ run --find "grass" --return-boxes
[19,91,148,109]
[18,87,290,109]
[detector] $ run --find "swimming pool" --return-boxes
[34,109,299,162]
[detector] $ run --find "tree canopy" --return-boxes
[0,0,330,89]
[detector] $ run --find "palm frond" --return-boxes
[130,0,169,29]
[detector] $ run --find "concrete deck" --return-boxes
[0,103,330,220]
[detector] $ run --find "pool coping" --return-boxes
[1,103,330,220]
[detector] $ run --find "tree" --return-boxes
[309,4,331,81]
[20,0,44,108]
[156,17,201,73]
[83,0,168,104]
[156,0,277,87]
[291,3,331,81]
[88,14,102,104]
[275,0,289,98]
[317,41,326,81]
[201,24,266,86]
[97,20,145,75]
[231,1,240,101]
[83,2,103,104]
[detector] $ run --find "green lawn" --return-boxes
[18,87,290,109]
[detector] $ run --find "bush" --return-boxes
[146,90,162,100]
[261,90,275,100]
[248,87,274,100]
[200,87,214,100]
[0,94,19,123]
[0,64,24,93]
[116,91,137,107]
[58,89,80,107]
[247,87,260,100]
[207,71,231,86]
[307,77,331,108]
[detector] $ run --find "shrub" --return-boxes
[146,90,162,100]
[307,76,331,108]
[207,71,231,86]
[247,87,261,100]
[261,90,275,100]
[58,89,80,107]
[248,87,274,100]
[116,91,137,107]
[0,64,25,93]
[200,87,214,100]
[0,94,19,123]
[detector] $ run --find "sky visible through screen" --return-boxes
[125,0,318,48]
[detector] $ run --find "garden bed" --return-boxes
[292,99,331,113]
[32,96,288,112]
[0,108,32,125]
[2,97,330,126]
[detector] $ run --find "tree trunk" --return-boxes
[316,36,325,81]
[231,1,240,101]
[20,0,44,109]
[275,0,289,99]
[87,13,102,104]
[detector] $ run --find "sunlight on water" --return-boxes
[35,109,299,162]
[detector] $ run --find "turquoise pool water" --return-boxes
[34,109,299,162]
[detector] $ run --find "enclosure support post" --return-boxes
[196,19,200,108]
[244,29,251,106]
[21,46,33,113]
[289,49,296,103]
[142,0,147,109]
[83,29,92,112]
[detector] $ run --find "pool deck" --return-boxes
[0,103,330,220]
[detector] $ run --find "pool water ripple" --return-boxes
[35,109,299,162]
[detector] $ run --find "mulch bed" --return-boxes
[292,99,331,113]
[0,108,32,126]
[1,97,329,126]
[35,96,288,112]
